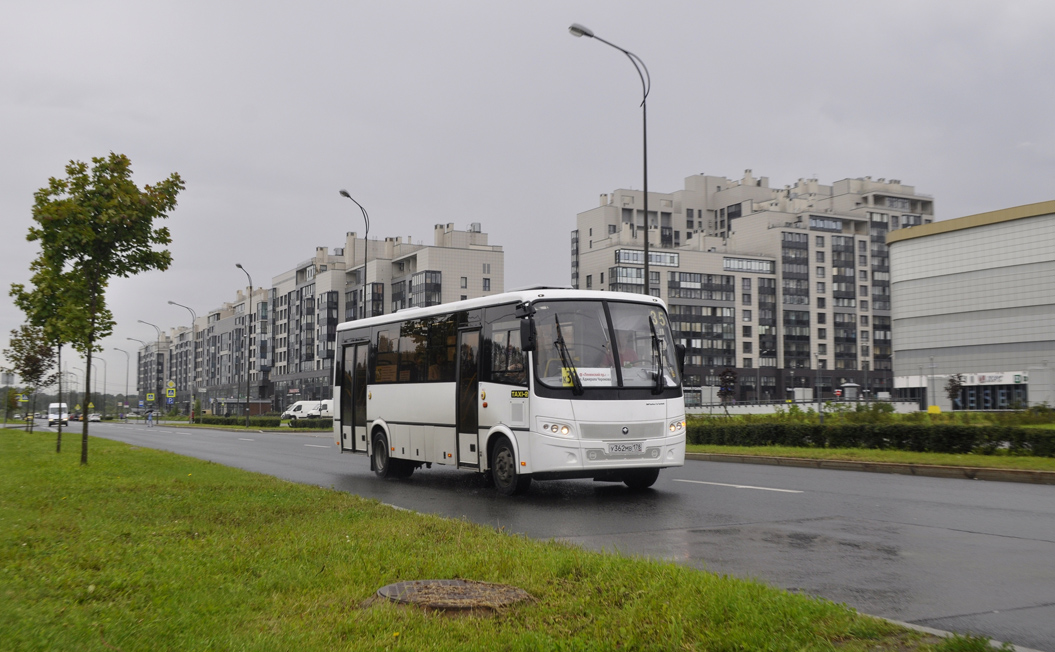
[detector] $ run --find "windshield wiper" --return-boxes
[648,316,663,394]
[554,315,583,395]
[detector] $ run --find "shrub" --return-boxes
[290,418,332,429]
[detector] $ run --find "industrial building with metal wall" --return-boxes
[888,200,1055,410]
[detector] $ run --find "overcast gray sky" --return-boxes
[3,0,1053,391]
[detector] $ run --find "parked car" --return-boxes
[69,413,82,422]
[12,413,21,420]
[88,413,101,422]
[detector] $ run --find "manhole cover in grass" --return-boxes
[376,579,531,611]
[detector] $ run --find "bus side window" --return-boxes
[427,315,456,382]
[489,322,526,386]
[375,328,398,383]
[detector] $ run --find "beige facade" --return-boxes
[573,171,933,402]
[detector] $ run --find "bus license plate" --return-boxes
[608,442,643,454]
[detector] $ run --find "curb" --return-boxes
[685,452,1055,485]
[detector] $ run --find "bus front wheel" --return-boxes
[372,431,397,479]
[623,468,660,490]
[491,438,531,496]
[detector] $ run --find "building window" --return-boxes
[818,343,827,355]
[816,282,825,293]
[817,312,826,324]
[860,300,869,311]
[742,278,752,290]
[743,342,753,353]
[742,293,752,305]
[482,278,491,292]
[817,297,826,308]
[483,263,491,274]
[460,277,467,288]
[860,285,868,296]
[743,325,752,337]
[742,309,752,321]
[816,251,825,263]
[816,267,825,278]
[586,275,593,289]
[815,236,825,247]
[743,357,753,368]
[818,328,827,339]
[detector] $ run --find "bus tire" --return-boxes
[623,468,660,490]
[491,438,531,496]
[372,430,397,479]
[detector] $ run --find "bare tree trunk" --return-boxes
[82,346,91,465]
[56,343,62,454]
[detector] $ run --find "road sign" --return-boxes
[147,393,155,402]
[139,400,144,407]
[167,397,174,404]
[17,393,28,403]
[167,380,175,389]
[166,389,176,398]
[88,403,94,409]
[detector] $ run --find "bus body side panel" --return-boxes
[369,382,458,464]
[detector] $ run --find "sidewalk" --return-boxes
[686,452,1055,485]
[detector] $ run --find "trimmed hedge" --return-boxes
[289,418,333,429]
[197,416,281,428]
[687,422,1055,457]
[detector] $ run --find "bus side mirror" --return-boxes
[520,318,537,352]
[675,343,686,375]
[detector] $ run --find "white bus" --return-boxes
[332,288,686,495]
[48,402,69,427]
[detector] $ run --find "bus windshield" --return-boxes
[532,300,679,391]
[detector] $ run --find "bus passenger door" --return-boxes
[456,329,481,468]
[340,343,369,453]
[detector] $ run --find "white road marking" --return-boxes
[238,438,254,441]
[673,479,803,494]
[305,444,329,448]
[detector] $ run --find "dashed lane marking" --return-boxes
[673,479,803,494]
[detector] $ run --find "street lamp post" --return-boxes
[815,353,823,425]
[71,367,83,414]
[128,337,147,415]
[113,348,129,422]
[569,23,652,296]
[339,190,370,319]
[138,320,163,424]
[929,355,936,411]
[95,357,107,420]
[169,300,198,422]
[236,264,253,427]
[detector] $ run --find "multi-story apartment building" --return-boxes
[573,170,933,402]
[268,222,504,410]
[133,334,171,413]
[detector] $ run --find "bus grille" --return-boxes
[579,422,664,440]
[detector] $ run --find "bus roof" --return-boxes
[336,288,668,334]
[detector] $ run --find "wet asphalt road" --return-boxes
[67,421,1055,650]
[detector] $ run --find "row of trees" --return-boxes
[4,153,183,463]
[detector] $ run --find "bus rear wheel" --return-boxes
[623,468,660,490]
[491,438,531,496]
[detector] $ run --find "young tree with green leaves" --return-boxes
[10,153,184,464]
[945,373,965,411]
[2,324,58,434]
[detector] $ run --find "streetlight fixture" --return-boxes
[569,23,652,296]
[95,357,107,420]
[127,337,147,414]
[138,320,163,424]
[113,347,130,421]
[815,352,823,425]
[236,264,253,427]
[339,190,371,319]
[169,300,198,422]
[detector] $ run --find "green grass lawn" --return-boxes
[687,444,1055,472]
[1,431,1009,651]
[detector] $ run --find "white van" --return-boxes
[281,400,314,421]
[305,399,333,419]
[48,403,69,426]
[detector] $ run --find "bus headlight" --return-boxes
[668,419,685,433]
[541,422,573,437]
